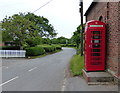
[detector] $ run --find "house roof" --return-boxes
[84,2,97,16]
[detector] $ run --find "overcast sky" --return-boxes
[0,0,93,38]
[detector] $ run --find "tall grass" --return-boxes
[70,54,84,76]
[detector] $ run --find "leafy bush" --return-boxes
[67,44,76,47]
[52,45,62,50]
[60,44,76,47]
[44,46,56,52]
[38,44,62,53]
[26,46,45,56]
[26,44,62,57]
[60,44,67,47]
[38,45,56,53]
[1,46,20,50]
[0,46,2,50]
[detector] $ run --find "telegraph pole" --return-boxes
[79,0,84,56]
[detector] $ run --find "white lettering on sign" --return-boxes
[90,25,103,27]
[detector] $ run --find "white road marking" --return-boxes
[61,78,67,91]
[28,67,37,72]
[61,70,67,91]
[0,76,19,86]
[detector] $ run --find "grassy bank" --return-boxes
[70,54,84,76]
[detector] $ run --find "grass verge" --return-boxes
[70,54,84,76]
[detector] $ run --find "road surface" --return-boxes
[2,48,76,91]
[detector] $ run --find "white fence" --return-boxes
[0,50,26,57]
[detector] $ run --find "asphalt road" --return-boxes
[2,48,76,91]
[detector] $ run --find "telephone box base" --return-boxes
[82,69,114,85]
[84,68,105,72]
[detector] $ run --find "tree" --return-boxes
[71,26,80,48]
[51,36,70,44]
[57,36,68,44]
[0,23,2,43]
[71,24,85,48]
[1,14,37,49]
[2,13,38,49]
[42,38,51,44]
[25,36,43,47]
[25,13,57,38]
[51,38,59,44]
[1,13,57,49]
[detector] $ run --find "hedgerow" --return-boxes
[26,44,62,56]
[25,46,45,56]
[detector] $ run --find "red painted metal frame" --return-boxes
[84,20,106,71]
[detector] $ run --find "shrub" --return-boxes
[43,46,55,52]
[38,45,58,53]
[0,46,2,50]
[26,46,45,56]
[60,44,76,47]
[1,46,20,50]
[52,45,62,50]
[60,44,67,47]
[26,44,62,57]
[67,44,77,47]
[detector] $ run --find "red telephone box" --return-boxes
[84,20,106,71]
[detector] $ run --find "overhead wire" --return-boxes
[32,0,53,13]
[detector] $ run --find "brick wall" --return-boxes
[85,2,119,78]
[86,2,107,23]
[106,2,119,78]
[118,2,120,79]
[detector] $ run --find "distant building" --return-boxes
[84,1,120,82]
[4,41,16,46]
[0,43,4,46]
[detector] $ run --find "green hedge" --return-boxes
[52,45,62,50]
[1,46,20,50]
[43,46,56,52]
[60,44,76,47]
[55,46,62,50]
[38,45,62,53]
[26,45,62,57]
[26,46,45,56]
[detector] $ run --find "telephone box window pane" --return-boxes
[91,53,100,56]
[91,49,101,52]
[93,31,100,35]
[93,44,101,48]
[93,36,101,39]
[93,40,101,43]
[91,57,101,60]
[91,62,102,65]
